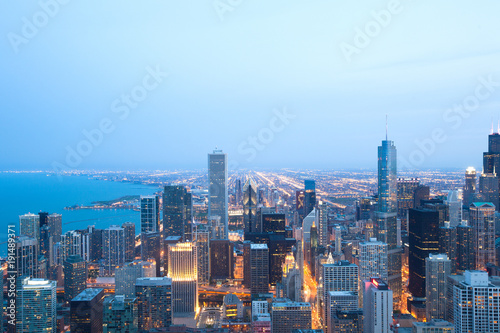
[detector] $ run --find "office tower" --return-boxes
[61,230,90,263]
[208,215,224,240]
[184,191,194,241]
[115,260,156,297]
[334,225,342,254]
[425,254,450,321]
[456,223,474,273]
[271,301,312,333]
[39,224,52,261]
[414,185,430,208]
[167,242,198,314]
[304,189,316,218]
[235,178,242,205]
[88,226,104,262]
[478,172,499,208]
[357,196,377,221]
[103,225,125,275]
[103,295,138,333]
[408,208,440,298]
[70,288,105,333]
[135,277,173,331]
[304,179,316,191]
[296,190,305,223]
[163,186,189,238]
[208,149,228,239]
[39,211,49,227]
[193,224,210,285]
[412,320,454,333]
[397,177,420,219]
[265,235,296,286]
[15,236,39,278]
[281,254,302,302]
[122,222,135,263]
[210,239,234,280]
[317,201,329,247]
[48,213,62,242]
[453,270,500,333]
[261,210,286,235]
[19,213,40,240]
[16,277,57,332]
[445,190,462,227]
[375,136,401,309]
[140,195,160,234]
[326,291,358,333]
[243,178,259,234]
[463,167,477,207]
[244,243,269,294]
[302,208,316,271]
[359,238,388,287]
[321,260,359,326]
[141,231,162,276]
[363,278,393,333]
[63,255,87,302]
[470,202,496,270]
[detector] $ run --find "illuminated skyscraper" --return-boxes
[167,242,198,314]
[470,202,496,270]
[243,177,259,234]
[317,201,329,247]
[463,167,477,207]
[135,277,173,331]
[140,195,160,234]
[103,225,125,276]
[376,134,401,309]
[208,149,228,239]
[63,255,87,302]
[16,277,57,332]
[70,288,105,333]
[122,222,135,263]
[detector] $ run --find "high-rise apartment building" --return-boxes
[103,225,125,275]
[19,213,40,240]
[135,277,173,331]
[363,278,393,333]
[63,255,87,302]
[122,222,135,263]
[103,295,138,333]
[425,254,451,321]
[193,224,210,285]
[16,277,57,332]
[469,202,496,270]
[15,236,39,278]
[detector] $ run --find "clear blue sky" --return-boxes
[1,0,500,171]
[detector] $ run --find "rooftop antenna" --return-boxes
[491,119,494,135]
[386,114,388,140]
[497,118,499,134]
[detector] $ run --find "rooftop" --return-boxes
[72,288,104,301]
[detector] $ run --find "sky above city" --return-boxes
[1,0,500,171]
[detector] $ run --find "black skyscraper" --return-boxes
[163,185,189,239]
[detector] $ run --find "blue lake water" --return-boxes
[0,172,159,255]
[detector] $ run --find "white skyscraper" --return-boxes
[16,277,57,332]
[103,225,125,275]
[167,242,198,314]
[60,230,91,263]
[453,270,500,333]
[317,201,329,247]
[363,278,393,333]
[208,149,228,239]
[359,238,388,284]
[425,254,451,321]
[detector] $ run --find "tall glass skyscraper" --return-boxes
[17,277,57,332]
[376,136,401,310]
[243,178,258,234]
[140,195,160,234]
[163,185,190,239]
[208,149,228,239]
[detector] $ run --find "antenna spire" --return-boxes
[386,114,388,140]
[497,118,499,134]
[491,119,494,135]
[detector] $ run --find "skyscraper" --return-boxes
[103,225,125,275]
[261,210,286,235]
[48,213,62,243]
[244,243,270,294]
[15,236,38,278]
[376,135,401,309]
[135,277,173,331]
[408,208,440,298]
[193,224,210,285]
[425,254,451,321]
[140,195,160,234]
[88,226,104,262]
[445,190,462,227]
[359,238,388,291]
[317,201,329,247]
[397,177,420,220]
[103,295,138,333]
[70,288,105,333]
[61,230,90,263]
[271,301,312,333]
[470,202,496,270]
[115,260,156,298]
[141,231,162,276]
[453,270,500,333]
[208,149,228,239]
[210,239,234,280]
[243,178,259,234]
[478,172,499,208]
[456,223,475,273]
[463,167,477,207]
[122,222,136,263]
[16,277,57,332]
[167,242,198,314]
[19,213,40,240]
[363,278,393,333]
[63,255,87,302]
[163,186,189,238]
